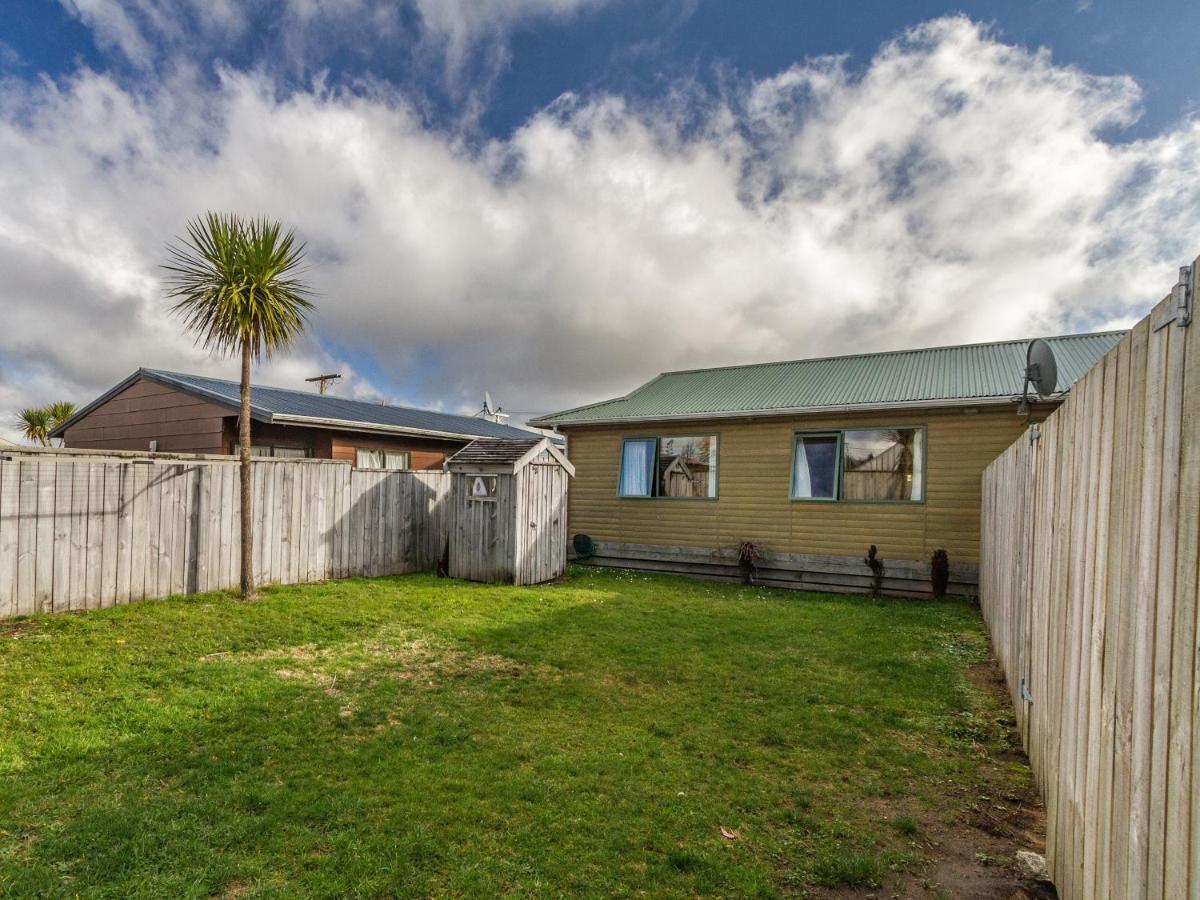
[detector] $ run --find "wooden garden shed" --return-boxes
[446,437,574,585]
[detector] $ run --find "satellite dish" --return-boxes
[1025,339,1058,399]
[483,391,495,416]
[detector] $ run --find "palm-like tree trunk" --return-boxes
[240,340,255,600]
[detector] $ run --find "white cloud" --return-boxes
[57,0,606,82]
[412,0,610,83]
[1,16,1198,441]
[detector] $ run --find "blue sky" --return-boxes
[0,1,1198,434]
[7,1,1196,138]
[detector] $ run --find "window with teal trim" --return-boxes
[618,438,656,496]
[619,435,719,498]
[792,434,839,499]
[792,428,924,501]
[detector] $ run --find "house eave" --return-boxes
[535,394,1065,428]
[269,413,502,443]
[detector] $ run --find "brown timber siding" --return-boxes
[217,421,461,468]
[328,434,461,470]
[560,403,1046,567]
[62,378,228,454]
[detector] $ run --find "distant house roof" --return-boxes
[52,368,554,443]
[531,331,1125,426]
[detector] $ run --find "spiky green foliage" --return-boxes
[45,401,77,431]
[14,407,52,446]
[163,212,313,360]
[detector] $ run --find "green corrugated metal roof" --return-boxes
[532,331,1125,426]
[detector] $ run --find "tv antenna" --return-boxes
[305,373,342,395]
[476,391,510,423]
[1018,339,1058,416]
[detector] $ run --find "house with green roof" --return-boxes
[531,330,1124,596]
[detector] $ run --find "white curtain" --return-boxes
[911,430,925,501]
[619,439,654,496]
[356,448,384,469]
[793,439,813,498]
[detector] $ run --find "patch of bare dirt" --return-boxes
[812,657,1054,900]
[0,620,38,639]
[216,879,252,899]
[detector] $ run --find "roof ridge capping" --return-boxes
[656,329,1129,378]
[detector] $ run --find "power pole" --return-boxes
[305,373,342,395]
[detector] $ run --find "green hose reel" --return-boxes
[572,533,595,560]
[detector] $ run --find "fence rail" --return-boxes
[980,258,1198,899]
[0,454,449,617]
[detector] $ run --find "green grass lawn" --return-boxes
[0,567,1027,898]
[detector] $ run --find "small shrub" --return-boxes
[863,545,885,597]
[736,540,765,585]
[931,549,950,598]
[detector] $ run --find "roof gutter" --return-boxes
[270,413,502,442]
[532,393,1064,427]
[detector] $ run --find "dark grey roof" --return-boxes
[52,368,553,442]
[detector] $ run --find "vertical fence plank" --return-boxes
[99,465,119,607]
[16,460,38,615]
[1090,353,1120,900]
[68,464,89,612]
[34,460,57,613]
[1162,323,1197,897]
[51,461,73,613]
[233,463,245,592]
[82,464,102,608]
[0,461,18,618]
[115,464,133,604]
[129,462,149,602]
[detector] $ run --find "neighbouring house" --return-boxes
[50,369,551,470]
[531,330,1124,596]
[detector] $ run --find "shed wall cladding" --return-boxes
[561,404,1035,568]
[62,379,227,454]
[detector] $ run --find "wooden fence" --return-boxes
[0,451,450,617]
[979,258,1198,899]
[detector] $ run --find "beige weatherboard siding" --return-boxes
[562,404,1034,568]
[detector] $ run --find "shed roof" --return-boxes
[52,368,555,443]
[531,330,1125,426]
[448,437,574,476]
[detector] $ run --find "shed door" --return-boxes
[449,474,514,583]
